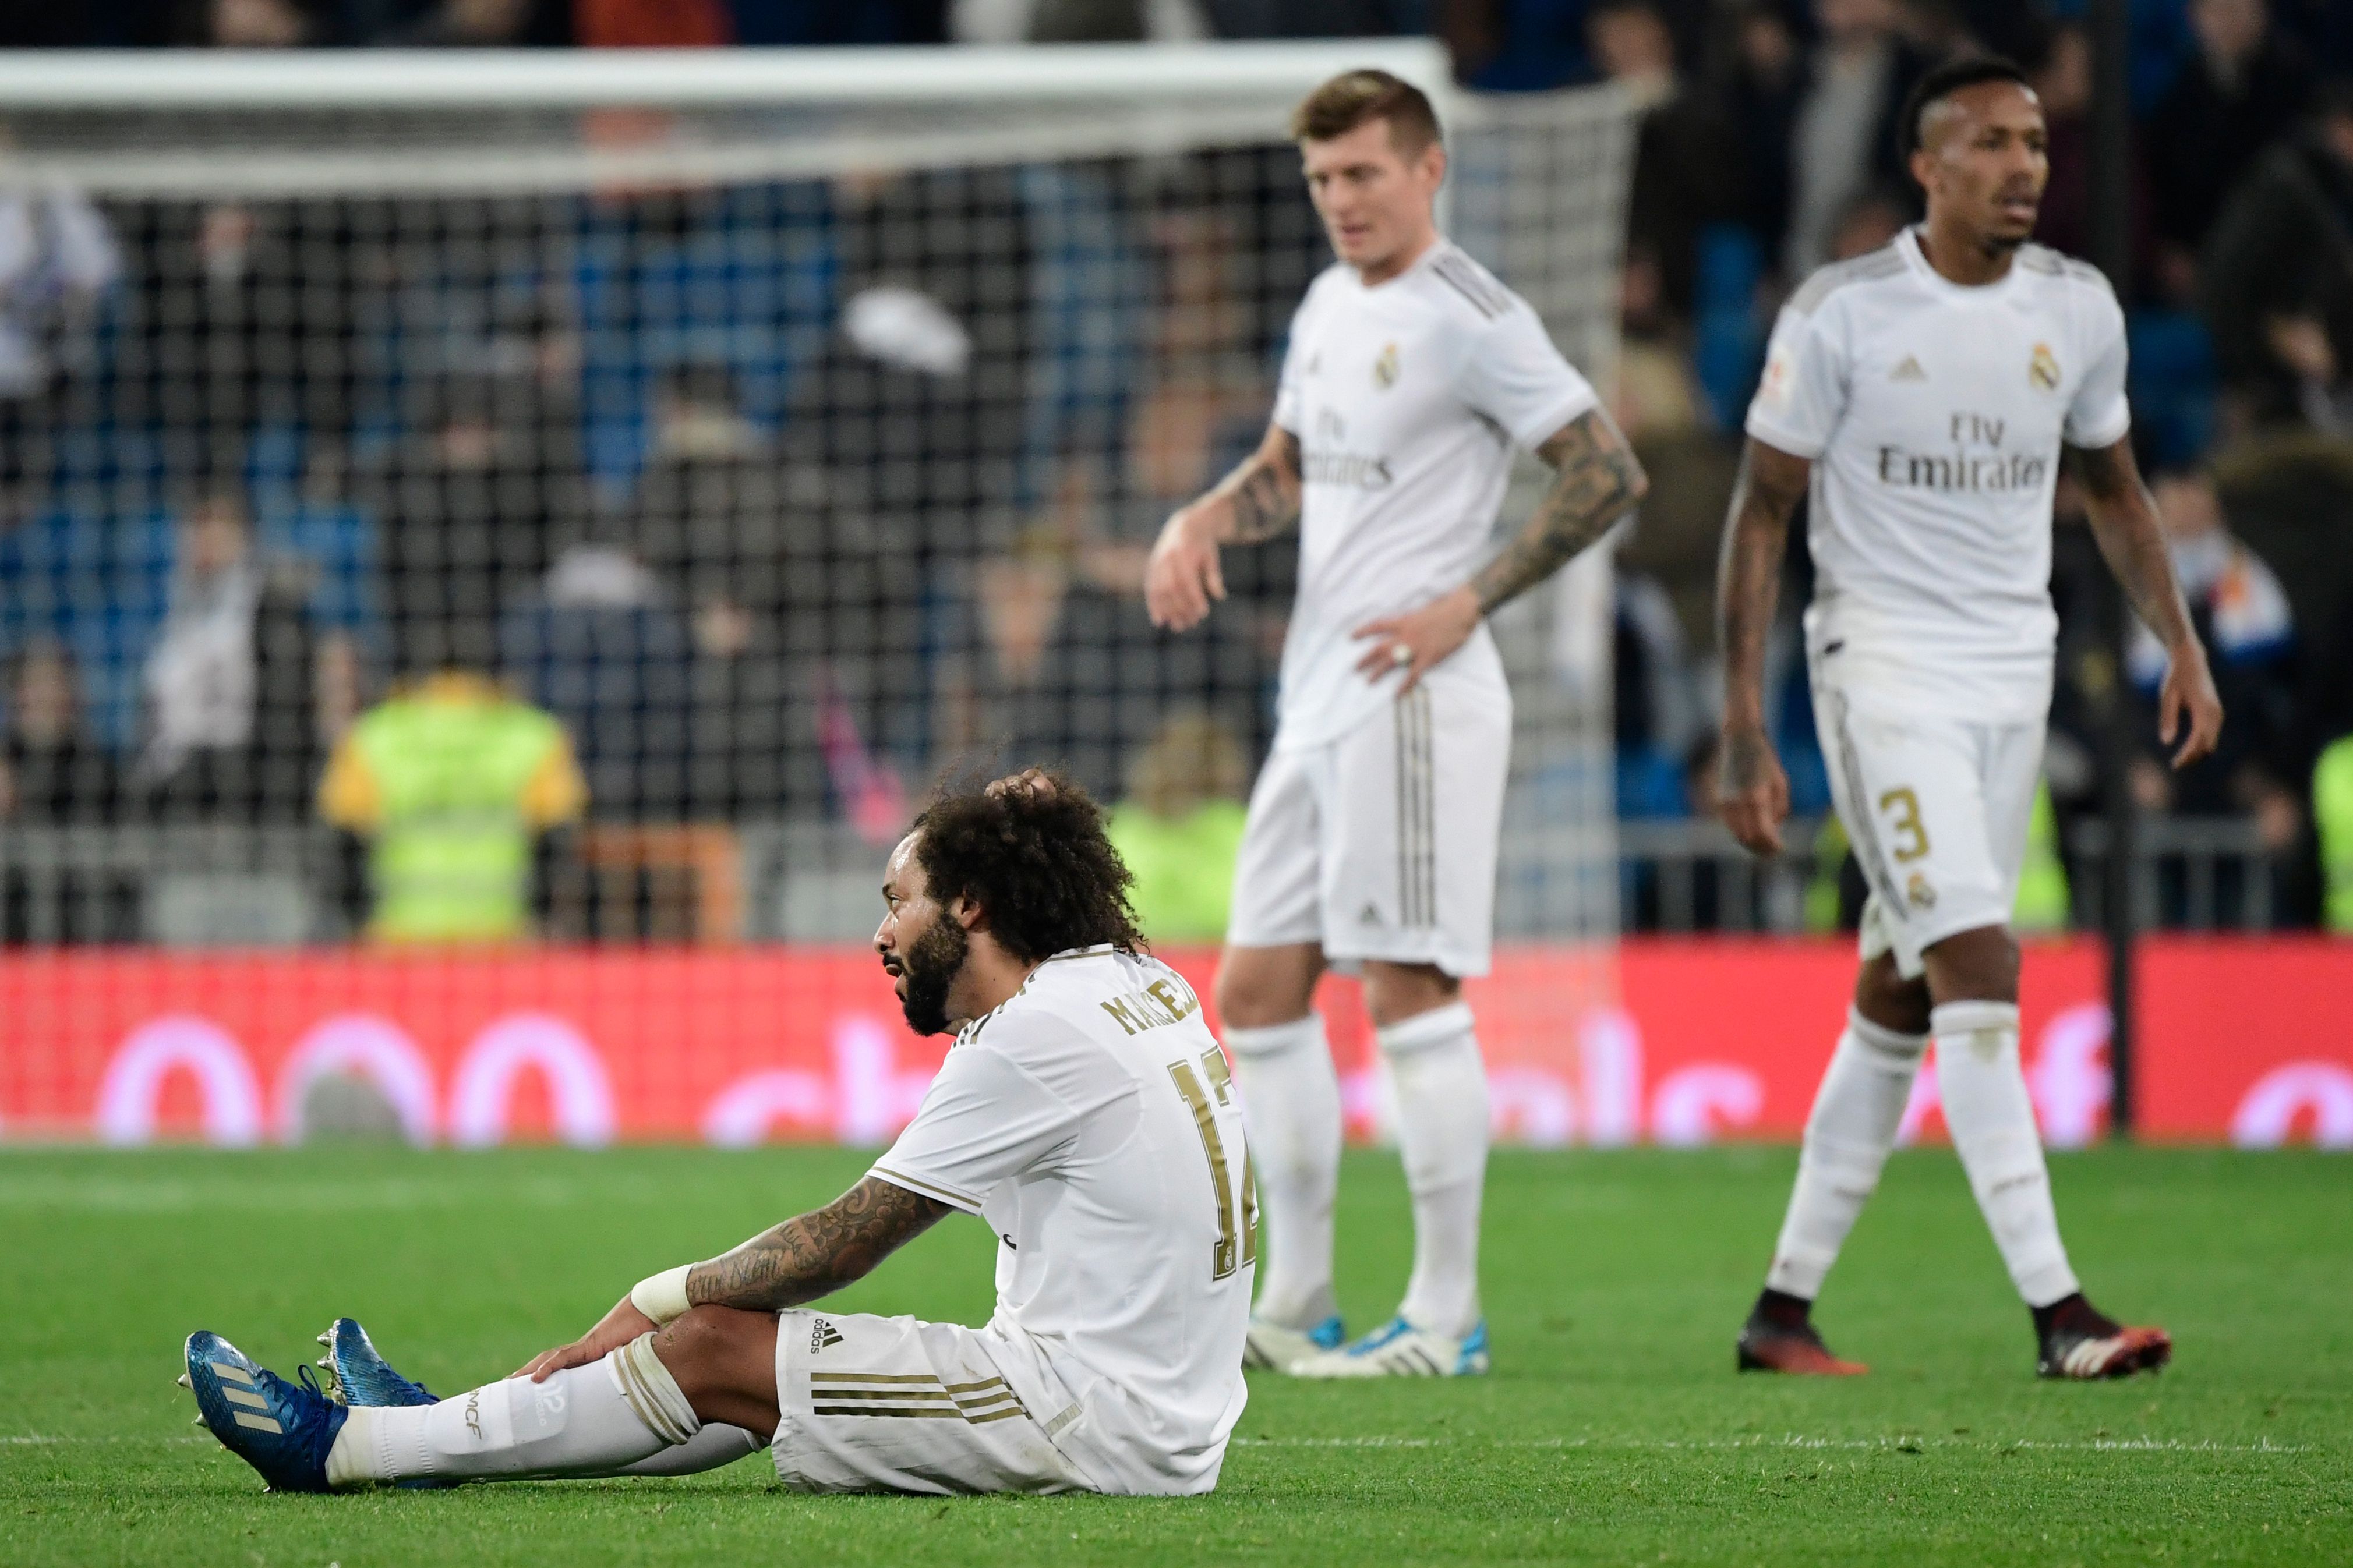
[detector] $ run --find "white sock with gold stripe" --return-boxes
[324,1333,697,1488]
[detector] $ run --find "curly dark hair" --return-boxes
[910,769,1144,965]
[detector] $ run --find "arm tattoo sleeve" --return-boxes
[2071,439,2200,650]
[685,1176,951,1313]
[1716,441,1811,731]
[1216,430,1303,543]
[1471,408,1649,615]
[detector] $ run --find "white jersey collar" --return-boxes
[1897,226,2026,303]
[1347,233,1450,296]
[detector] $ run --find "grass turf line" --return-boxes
[1,1145,2344,1566]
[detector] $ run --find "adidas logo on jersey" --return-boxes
[809,1319,844,1354]
[1891,355,1927,381]
[1359,902,1382,926]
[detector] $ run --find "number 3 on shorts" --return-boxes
[1169,1049,1260,1280]
[1877,786,1930,863]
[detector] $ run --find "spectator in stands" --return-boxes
[2146,0,2316,295]
[374,371,577,678]
[630,362,807,817]
[200,0,323,45]
[1595,0,1742,324]
[2200,80,2353,434]
[498,539,693,823]
[2316,727,2353,930]
[317,671,586,942]
[1712,0,1805,266]
[2126,469,2304,863]
[2030,20,2153,274]
[1106,709,1250,943]
[135,487,263,812]
[136,484,349,821]
[1612,241,1729,792]
[1,639,139,942]
[357,0,570,45]
[2,638,119,825]
[1781,0,1929,280]
[0,178,119,493]
[129,198,378,462]
[570,0,729,45]
[932,517,1154,804]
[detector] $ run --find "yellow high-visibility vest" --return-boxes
[2317,737,2353,934]
[317,675,585,942]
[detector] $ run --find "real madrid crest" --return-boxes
[2028,342,2061,391]
[1906,870,1938,911]
[1373,342,1400,389]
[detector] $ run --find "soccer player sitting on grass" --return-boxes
[181,770,1256,1496]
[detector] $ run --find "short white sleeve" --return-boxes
[1454,308,1598,449]
[1744,303,1850,459]
[869,1042,1080,1215]
[2064,286,2132,449]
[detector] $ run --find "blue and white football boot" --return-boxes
[1242,1313,1346,1374]
[317,1318,437,1408]
[1289,1316,1490,1378]
[180,1331,347,1492]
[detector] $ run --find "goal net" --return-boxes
[0,44,1635,1145]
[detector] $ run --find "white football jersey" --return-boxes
[1270,239,1598,750]
[1746,229,2131,721]
[870,946,1252,1496]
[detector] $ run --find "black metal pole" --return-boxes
[2087,0,2137,1139]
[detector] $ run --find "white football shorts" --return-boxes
[770,1308,1096,1496]
[1811,675,2044,979]
[1226,682,1511,978]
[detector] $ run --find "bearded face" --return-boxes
[892,911,970,1037]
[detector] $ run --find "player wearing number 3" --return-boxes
[1146,70,1645,1379]
[181,771,1253,1496]
[1716,56,2222,1380]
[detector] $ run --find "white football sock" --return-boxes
[1766,1008,1929,1300]
[324,1333,697,1488]
[1934,1000,2079,1308]
[616,1422,766,1477]
[1226,1013,1342,1329]
[1378,1001,1488,1339]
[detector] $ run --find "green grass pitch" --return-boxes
[3,1144,2345,1566]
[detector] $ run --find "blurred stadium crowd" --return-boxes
[2,1,2352,944]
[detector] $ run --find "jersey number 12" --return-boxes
[1168,1049,1260,1281]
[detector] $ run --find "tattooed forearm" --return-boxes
[1716,440,1811,731]
[1471,408,1648,615]
[1208,428,1303,543]
[686,1176,950,1312]
[2071,439,2199,652]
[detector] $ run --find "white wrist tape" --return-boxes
[629,1263,695,1326]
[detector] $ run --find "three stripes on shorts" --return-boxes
[1394,686,1436,930]
[810,1371,1027,1424]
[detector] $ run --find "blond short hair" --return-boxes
[1289,69,1442,154]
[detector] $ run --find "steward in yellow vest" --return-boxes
[2317,736,2353,933]
[317,674,586,942]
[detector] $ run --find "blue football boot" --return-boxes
[181,1330,347,1492]
[317,1318,437,1408]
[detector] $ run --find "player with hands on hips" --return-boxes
[1148,69,1645,1379]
